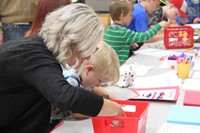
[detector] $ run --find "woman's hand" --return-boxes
[98,99,126,117]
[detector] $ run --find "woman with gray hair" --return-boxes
[0,3,125,133]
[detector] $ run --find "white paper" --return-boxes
[130,70,181,88]
[189,70,200,79]
[134,48,173,57]
[157,122,200,133]
[128,63,154,76]
[181,79,200,91]
[185,24,200,30]
[133,87,178,101]
[104,85,138,100]
[122,105,136,112]
[192,59,200,70]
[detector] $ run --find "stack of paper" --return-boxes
[167,105,200,126]
[181,79,200,91]
[131,70,181,88]
[158,105,200,133]
[158,122,200,133]
[184,91,200,106]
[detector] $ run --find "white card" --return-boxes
[122,105,136,112]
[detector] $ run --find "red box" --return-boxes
[164,26,194,49]
[92,100,150,133]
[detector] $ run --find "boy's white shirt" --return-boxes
[62,64,92,91]
[62,64,80,87]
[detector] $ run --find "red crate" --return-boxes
[164,26,194,49]
[92,100,150,133]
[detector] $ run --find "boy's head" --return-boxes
[79,43,120,88]
[109,0,133,26]
[140,0,160,14]
[167,0,187,19]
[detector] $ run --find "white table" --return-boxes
[51,43,199,133]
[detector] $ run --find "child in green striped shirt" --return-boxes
[104,0,170,65]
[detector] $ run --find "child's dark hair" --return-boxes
[109,0,133,21]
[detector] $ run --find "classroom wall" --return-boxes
[96,13,111,42]
[85,0,112,12]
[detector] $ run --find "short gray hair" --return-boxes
[39,3,104,68]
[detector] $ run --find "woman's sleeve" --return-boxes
[21,55,103,117]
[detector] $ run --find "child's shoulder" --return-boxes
[62,68,77,78]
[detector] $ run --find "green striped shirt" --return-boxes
[104,24,161,65]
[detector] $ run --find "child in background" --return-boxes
[148,0,188,28]
[176,0,200,25]
[104,0,170,65]
[126,0,168,43]
[126,0,160,32]
[51,43,120,122]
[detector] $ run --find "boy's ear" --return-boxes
[121,13,125,18]
[86,65,94,72]
[169,3,174,9]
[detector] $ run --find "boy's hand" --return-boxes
[193,18,200,24]
[181,18,189,25]
[158,21,171,28]
[130,43,139,49]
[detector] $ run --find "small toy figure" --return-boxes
[117,64,136,88]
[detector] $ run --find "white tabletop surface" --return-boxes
[51,42,199,133]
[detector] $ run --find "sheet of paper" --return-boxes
[189,70,200,79]
[181,79,200,91]
[158,122,200,133]
[132,86,179,101]
[127,63,154,76]
[135,64,153,76]
[122,105,136,112]
[104,85,138,100]
[130,70,181,88]
[184,91,200,106]
[192,59,200,70]
[134,48,173,57]
[185,24,200,30]
[167,105,200,126]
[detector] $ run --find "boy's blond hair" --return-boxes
[80,43,120,83]
[109,0,133,21]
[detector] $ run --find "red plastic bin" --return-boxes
[164,26,194,49]
[92,100,150,133]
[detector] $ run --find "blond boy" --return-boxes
[59,43,119,119]
[63,43,120,98]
